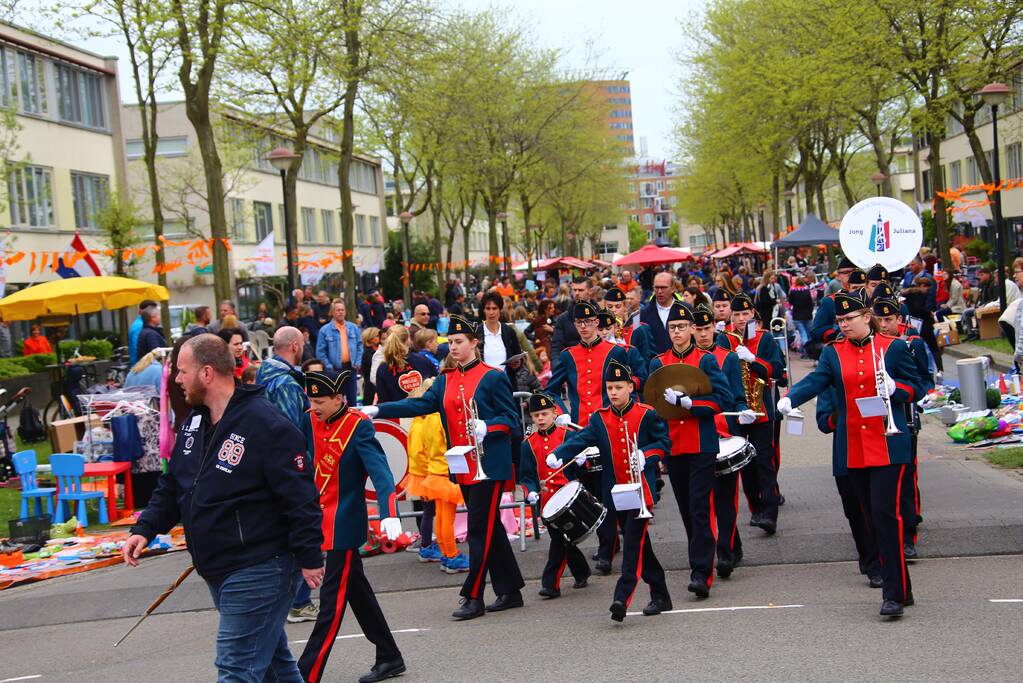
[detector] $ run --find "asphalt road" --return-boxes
[2,356,1022,681]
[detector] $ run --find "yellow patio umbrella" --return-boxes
[0,276,170,321]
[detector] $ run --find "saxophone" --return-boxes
[728,330,766,413]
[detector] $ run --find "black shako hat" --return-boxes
[448,314,478,338]
[604,359,633,384]
[527,392,557,413]
[305,369,349,397]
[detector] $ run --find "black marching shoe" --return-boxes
[538,586,561,599]
[642,596,673,616]
[734,548,744,566]
[595,559,612,575]
[591,551,600,561]
[609,600,627,622]
[451,598,485,620]
[904,542,918,560]
[486,590,524,612]
[868,575,884,589]
[749,513,762,527]
[716,561,734,579]
[358,659,407,683]
[778,494,786,506]
[880,600,904,618]
[858,559,869,576]
[751,516,777,535]
[687,577,710,599]
[573,575,589,589]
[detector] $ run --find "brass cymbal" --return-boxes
[643,363,712,420]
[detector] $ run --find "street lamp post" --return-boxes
[399,211,413,309]
[978,82,1013,314]
[497,211,510,276]
[783,190,794,231]
[528,224,540,274]
[871,171,888,198]
[266,147,302,293]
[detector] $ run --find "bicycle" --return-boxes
[42,358,98,430]
[106,345,131,386]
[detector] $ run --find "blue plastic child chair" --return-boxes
[13,450,56,519]
[50,453,108,527]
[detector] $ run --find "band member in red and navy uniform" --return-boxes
[648,302,748,597]
[604,286,653,362]
[360,315,525,620]
[810,256,858,345]
[545,300,629,573]
[873,296,933,560]
[780,291,924,618]
[717,293,786,534]
[297,370,406,683]
[518,392,591,598]
[692,304,752,578]
[598,309,648,388]
[815,385,883,589]
[551,359,672,622]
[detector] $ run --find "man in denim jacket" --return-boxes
[315,298,363,405]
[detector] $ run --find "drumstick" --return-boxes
[114,565,194,647]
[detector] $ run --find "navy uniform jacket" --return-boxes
[787,334,924,470]
[903,331,933,431]
[716,324,785,423]
[551,399,670,507]
[810,292,841,344]
[130,384,324,578]
[706,343,750,434]
[814,386,848,476]
[312,408,398,551]
[545,338,629,425]
[376,357,520,483]
[518,425,579,506]
[622,322,654,362]
[648,343,732,455]
[621,342,649,391]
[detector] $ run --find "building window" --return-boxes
[966,156,978,184]
[125,137,189,160]
[230,198,246,239]
[55,64,107,129]
[7,164,55,227]
[253,201,273,240]
[349,161,378,194]
[301,207,316,243]
[642,214,653,225]
[1008,142,1023,179]
[16,51,47,114]
[370,216,380,246]
[70,172,110,230]
[949,160,962,188]
[0,49,9,107]
[321,209,334,243]
[355,214,366,245]
[627,183,635,193]
[921,169,932,200]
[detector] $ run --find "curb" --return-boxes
[942,344,1014,373]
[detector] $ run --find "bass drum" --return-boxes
[541,481,607,545]
[716,436,754,477]
[367,418,409,500]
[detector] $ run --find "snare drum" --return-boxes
[541,480,607,545]
[715,436,754,477]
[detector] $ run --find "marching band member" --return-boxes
[779,291,924,618]
[865,264,891,300]
[848,268,867,293]
[648,302,741,597]
[545,301,630,573]
[710,290,731,331]
[873,297,934,560]
[692,304,752,578]
[816,385,883,588]
[360,315,525,621]
[810,256,858,345]
[518,392,591,598]
[717,293,785,534]
[551,359,672,622]
[298,370,405,683]
[598,309,648,388]
[604,286,653,361]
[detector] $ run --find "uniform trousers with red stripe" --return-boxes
[665,452,717,585]
[847,464,912,603]
[542,532,590,591]
[459,479,525,600]
[298,549,400,683]
[582,469,619,563]
[714,470,743,568]
[834,474,880,577]
[737,422,780,522]
[900,432,922,543]
[612,509,669,606]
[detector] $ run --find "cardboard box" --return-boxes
[49,415,98,454]
[977,306,1002,341]
[935,321,960,348]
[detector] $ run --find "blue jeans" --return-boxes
[206,555,304,683]
[793,320,811,355]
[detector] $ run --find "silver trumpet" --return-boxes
[625,420,652,519]
[871,335,902,436]
[461,385,489,481]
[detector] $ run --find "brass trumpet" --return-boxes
[460,385,489,481]
[870,335,901,436]
[625,421,652,519]
[727,329,766,414]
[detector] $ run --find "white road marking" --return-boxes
[626,603,805,617]
[989,599,1023,603]
[1,676,43,682]
[291,627,429,645]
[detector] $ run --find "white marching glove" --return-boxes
[880,372,896,397]
[554,413,572,427]
[738,409,758,425]
[527,491,539,505]
[735,345,756,363]
[360,405,380,419]
[632,448,646,469]
[474,419,488,441]
[546,453,562,469]
[380,517,402,541]
[663,387,692,408]
[777,396,793,416]
[715,320,726,333]
[573,452,588,467]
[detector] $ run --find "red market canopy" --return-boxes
[536,256,593,271]
[711,242,769,259]
[590,258,613,268]
[614,244,693,267]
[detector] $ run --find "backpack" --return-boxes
[17,404,47,443]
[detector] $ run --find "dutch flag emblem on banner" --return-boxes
[56,233,103,279]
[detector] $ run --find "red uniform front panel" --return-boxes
[836,336,897,469]
[598,404,654,506]
[442,361,499,485]
[312,411,361,551]
[526,427,568,506]
[568,340,614,426]
[655,347,712,454]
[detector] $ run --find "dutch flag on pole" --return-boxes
[56,233,103,278]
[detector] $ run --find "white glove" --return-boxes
[546,453,562,469]
[527,491,539,505]
[715,320,726,332]
[360,405,379,419]
[738,409,758,425]
[663,387,692,409]
[380,517,402,542]
[735,345,756,363]
[632,449,646,469]
[880,372,896,397]
[573,452,588,466]
[777,396,793,416]
[554,413,572,427]
[474,419,487,441]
